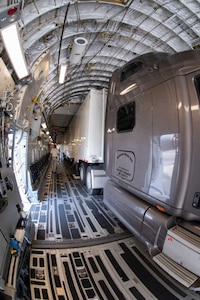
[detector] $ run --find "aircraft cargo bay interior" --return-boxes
[12,159,200,300]
[0,1,200,300]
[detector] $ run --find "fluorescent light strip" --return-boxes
[59,65,67,84]
[1,23,29,79]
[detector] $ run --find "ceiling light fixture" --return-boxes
[0,5,29,80]
[0,22,29,79]
[59,64,67,84]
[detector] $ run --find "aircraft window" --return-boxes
[120,61,143,81]
[195,75,200,101]
[117,101,135,132]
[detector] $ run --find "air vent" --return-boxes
[120,61,143,81]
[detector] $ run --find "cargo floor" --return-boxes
[29,160,199,300]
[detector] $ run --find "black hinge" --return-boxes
[192,192,200,208]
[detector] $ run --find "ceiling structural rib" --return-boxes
[0,0,200,134]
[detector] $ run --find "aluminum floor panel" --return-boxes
[29,160,200,300]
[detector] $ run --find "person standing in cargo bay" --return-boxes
[50,144,59,173]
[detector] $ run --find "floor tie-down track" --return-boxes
[29,161,200,300]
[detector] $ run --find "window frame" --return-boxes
[116,101,136,133]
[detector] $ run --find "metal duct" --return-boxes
[69,37,88,65]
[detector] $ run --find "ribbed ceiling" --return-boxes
[0,0,200,133]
